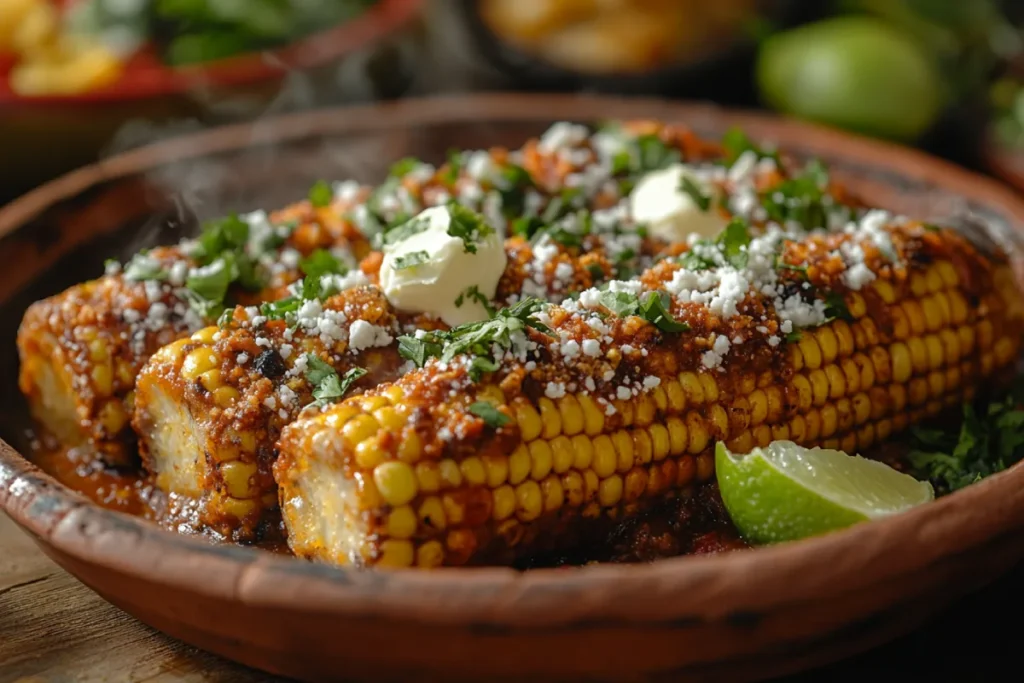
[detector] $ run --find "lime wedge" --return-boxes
[715,440,934,545]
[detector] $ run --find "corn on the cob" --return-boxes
[275,218,1024,568]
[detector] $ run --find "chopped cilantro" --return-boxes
[186,257,234,306]
[304,355,366,408]
[586,263,605,279]
[397,332,444,368]
[680,175,711,211]
[468,356,500,382]
[721,127,780,166]
[678,249,717,271]
[123,252,169,281]
[511,216,546,240]
[440,297,552,363]
[759,160,832,230]
[497,164,534,218]
[469,401,510,428]
[217,308,235,327]
[717,219,751,269]
[440,148,464,184]
[446,203,494,254]
[632,134,682,174]
[541,188,584,224]
[784,329,803,343]
[454,285,496,318]
[389,157,423,178]
[379,214,429,249]
[308,180,333,208]
[193,215,249,265]
[638,290,690,332]
[823,290,853,322]
[393,250,430,270]
[300,249,346,280]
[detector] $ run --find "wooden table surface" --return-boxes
[2,512,1021,683]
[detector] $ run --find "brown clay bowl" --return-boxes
[3,94,1024,683]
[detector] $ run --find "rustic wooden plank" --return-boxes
[0,514,284,683]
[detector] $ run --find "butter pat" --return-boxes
[379,206,507,327]
[630,164,728,243]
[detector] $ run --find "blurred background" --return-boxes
[4,0,1024,205]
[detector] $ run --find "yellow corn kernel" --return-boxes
[353,439,384,469]
[460,457,486,486]
[91,364,113,396]
[599,475,623,507]
[927,371,945,399]
[190,327,217,344]
[439,459,462,489]
[798,335,823,370]
[550,436,575,474]
[212,386,239,408]
[686,413,708,454]
[612,430,634,472]
[926,265,945,293]
[514,401,543,441]
[836,397,855,433]
[492,486,516,521]
[698,374,719,403]
[727,431,754,454]
[447,529,477,563]
[220,496,258,520]
[873,279,896,304]
[833,320,855,357]
[592,435,617,477]
[373,406,407,432]
[418,496,447,530]
[87,338,109,363]
[790,374,812,412]
[221,460,258,499]
[891,307,910,340]
[804,410,822,442]
[374,461,417,507]
[890,342,912,383]
[577,394,605,435]
[948,290,968,324]
[921,297,942,333]
[749,389,769,425]
[478,385,505,405]
[387,505,418,539]
[923,335,943,370]
[416,540,445,568]
[98,400,127,435]
[360,396,389,413]
[664,380,686,412]
[537,397,562,439]
[678,372,704,404]
[847,291,867,318]
[377,540,414,568]
[570,434,594,470]
[115,358,134,385]
[384,385,406,405]
[651,384,668,412]
[541,476,564,512]
[935,261,958,288]
[182,348,218,381]
[816,327,839,365]
[752,423,772,448]
[397,430,422,464]
[841,358,860,394]
[324,405,359,429]
[634,393,656,427]
[583,470,600,501]
[697,452,715,481]
[508,444,531,485]
[415,462,441,493]
[515,480,543,521]
[977,319,994,350]
[616,399,634,427]
[648,423,670,461]
[958,325,975,356]
[557,395,584,435]
[623,468,647,502]
[562,471,585,507]
[355,472,384,510]
[442,494,464,526]
[343,414,380,448]
[889,384,908,413]
[528,440,553,480]
[790,343,804,372]
[852,392,871,425]
[664,416,686,456]
[481,454,509,487]
[909,272,928,298]
[771,422,790,442]
[789,414,807,444]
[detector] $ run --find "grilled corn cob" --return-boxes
[16,205,366,464]
[275,218,1024,568]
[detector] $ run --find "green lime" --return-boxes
[715,440,934,545]
[756,16,944,142]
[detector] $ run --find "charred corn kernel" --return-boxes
[508,444,531,485]
[343,414,380,448]
[397,430,422,463]
[550,436,574,474]
[856,352,877,389]
[537,397,561,439]
[557,395,584,435]
[799,335,822,370]
[582,469,600,502]
[664,380,686,412]
[374,461,417,507]
[592,435,617,477]
[771,422,790,442]
[927,371,945,398]
[415,462,441,493]
[706,405,727,439]
[646,464,668,495]
[889,384,908,413]
[221,496,258,520]
[562,471,585,507]
[840,358,860,393]
[387,506,417,539]
[492,486,516,521]
[612,430,634,472]
[852,392,871,424]
[439,459,462,489]
[910,272,928,297]
[221,461,258,499]
[515,480,543,521]
[91,364,113,396]
[577,394,604,435]
[665,416,686,456]
[98,400,127,435]
[377,540,414,568]
[791,375,812,411]
[448,530,477,562]
[649,423,670,460]
[696,452,715,481]
[749,389,769,424]
[977,319,994,349]
[678,372,704,404]
[373,407,406,432]
[836,398,855,433]
[616,399,634,427]
[212,386,240,408]
[460,457,486,486]
[892,307,910,339]
[624,468,647,502]
[515,402,543,441]
[651,385,668,412]
[442,494,464,526]
[890,343,912,383]
[727,431,754,454]
[789,414,807,443]
[570,434,593,470]
[416,540,445,568]
[182,348,218,381]
[541,476,564,512]
[753,423,772,448]
[529,440,553,480]
[686,413,708,454]
[847,291,867,318]
[599,475,623,506]
[698,374,719,403]
[804,410,821,442]
[789,343,804,372]
[418,496,447,530]
[634,393,656,427]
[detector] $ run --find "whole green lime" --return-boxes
[756,16,944,142]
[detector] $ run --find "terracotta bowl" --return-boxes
[3,94,1024,683]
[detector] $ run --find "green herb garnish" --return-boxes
[598,289,689,333]
[717,218,751,269]
[469,401,511,428]
[680,175,711,211]
[397,332,445,368]
[454,285,496,318]
[123,252,169,281]
[393,250,430,270]
[389,157,423,178]
[468,356,500,382]
[308,180,333,208]
[446,203,494,254]
[304,355,366,408]
[721,127,780,166]
[299,249,346,280]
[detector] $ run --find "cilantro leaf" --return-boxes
[638,290,689,332]
[598,290,640,317]
[721,127,780,166]
[397,333,444,367]
[300,249,346,280]
[186,256,234,305]
[446,203,494,254]
[193,215,249,265]
[497,164,534,219]
[823,290,853,322]
[393,250,430,270]
[469,401,510,428]
[123,252,169,282]
[389,157,423,178]
[680,175,711,211]
[308,180,333,208]
[454,285,496,318]
[304,355,366,407]
[717,218,751,269]
[440,297,552,364]
[468,356,500,382]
